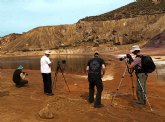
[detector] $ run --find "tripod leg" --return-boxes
[54,73,57,89]
[61,72,70,92]
[52,72,57,92]
[59,66,70,92]
[137,79,153,112]
[130,74,135,99]
[110,67,127,105]
[155,69,159,79]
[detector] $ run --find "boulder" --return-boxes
[38,104,54,119]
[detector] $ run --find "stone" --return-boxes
[74,83,78,86]
[38,104,54,119]
[0,90,9,97]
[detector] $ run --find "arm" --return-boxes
[86,66,89,74]
[101,64,105,77]
[47,58,52,67]
[126,57,140,69]
[86,60,90,74]
[20,73,26,79]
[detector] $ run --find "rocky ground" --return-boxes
[0,53,165,122]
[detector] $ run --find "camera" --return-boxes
[56,59,66,72]
[57,59,66,65]
[119,54,133,64]
[23,72,28,76]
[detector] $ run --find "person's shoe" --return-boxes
[16,84,21,88]
[88,100,94,104]
[46,93,54,96]
[94,104,104,108]
[136,101,145,105]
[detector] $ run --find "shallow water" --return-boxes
[0,55,109,74]
[0,55,164,81]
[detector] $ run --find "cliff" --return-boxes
[0,33,22,49]
[1,1,165,52]
[144,30,165,48]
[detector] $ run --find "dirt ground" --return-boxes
[0,55,165,122]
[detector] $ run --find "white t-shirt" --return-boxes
[40,55,51,73]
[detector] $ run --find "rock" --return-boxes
[144,30,165,48]
[38,104,54,119]
[0,90,9,97]
[74,83,78,86]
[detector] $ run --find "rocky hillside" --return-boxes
[80,1,165,21]
[144,30,165,48]
[0,33,22,49]
[1,0,165,52]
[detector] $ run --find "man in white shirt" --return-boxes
[40,50,54,96]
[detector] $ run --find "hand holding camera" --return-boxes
[23,72,28,76]
[119,54,133,64]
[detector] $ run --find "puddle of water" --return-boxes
[0,55,107,74]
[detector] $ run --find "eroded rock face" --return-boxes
[2,14,165,52]
[0,33,21,49]
[1,0,165,52]
[144,30,165,48]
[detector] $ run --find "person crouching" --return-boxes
[12,65,28,88]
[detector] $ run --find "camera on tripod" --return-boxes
[53,59,70,92]
[56,59,66,72]
[119,54,133,64]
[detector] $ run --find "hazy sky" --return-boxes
[0,0,134,36]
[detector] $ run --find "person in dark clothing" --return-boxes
[12,65,28,88]
[86,52,106,108]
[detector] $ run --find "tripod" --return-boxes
[52,62,70,92]
[137,77,153,112]
[110,65,135,105]
[110,62,153,112]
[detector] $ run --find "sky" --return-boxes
[0,0,134,37]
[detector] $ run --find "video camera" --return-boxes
[119,54,134,64]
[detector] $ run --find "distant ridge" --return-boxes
[80,1,165,21]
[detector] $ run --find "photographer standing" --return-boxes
[86,52,106,108]
[127,45,147,105]
[12,65,28,88]
[40,50,54,96]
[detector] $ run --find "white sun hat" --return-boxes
[130,45,141,53]
[45,50,51,54]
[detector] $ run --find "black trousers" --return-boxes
[16,79,28,87]
[42,73,52,94]
[88,78,103,106]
